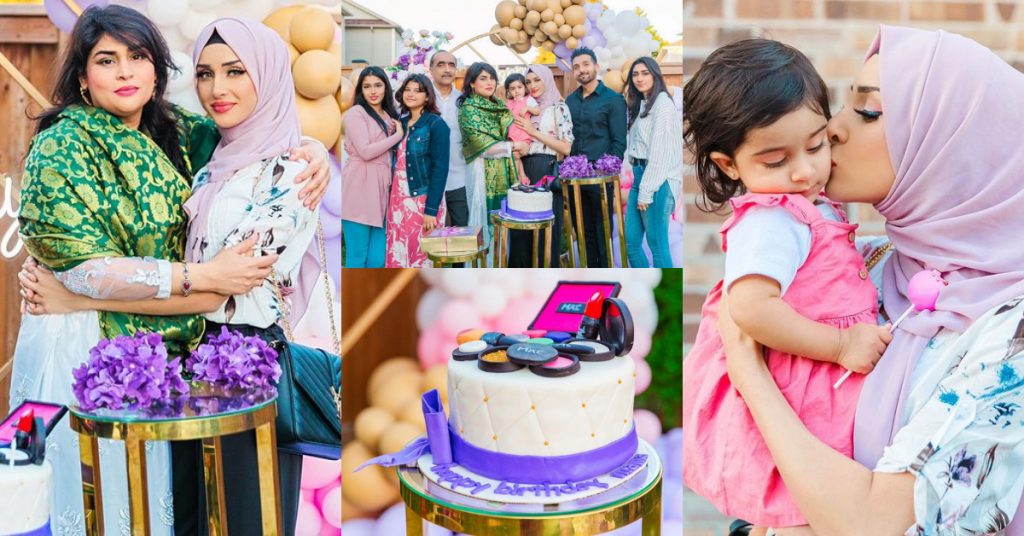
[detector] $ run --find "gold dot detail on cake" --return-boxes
[544,441,549,446]
[483,396,489,402]
[492,435,497,441]
[530,405,536,410]
[581,403,586,408]
[617,379,622,384]
[591,433,596,438]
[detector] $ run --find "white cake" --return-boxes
[447,355,635,456]
[0,457,52,535]
[506,188,553,215]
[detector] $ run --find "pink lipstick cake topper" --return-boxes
[834,269,948,389]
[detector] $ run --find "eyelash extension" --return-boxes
[854,109,882,121]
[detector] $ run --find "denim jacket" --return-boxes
[399,112,450,217]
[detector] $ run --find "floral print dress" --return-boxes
[858,237,1024,535]
[385,136,446,267]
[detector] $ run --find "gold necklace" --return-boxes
[865,241,893,271]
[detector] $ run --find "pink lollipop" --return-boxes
[834,269,947,389]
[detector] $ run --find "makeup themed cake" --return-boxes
[360,281,653,504]
[0,403,62,536]
[502,184,554,220]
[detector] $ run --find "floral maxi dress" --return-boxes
[385,137,446,267]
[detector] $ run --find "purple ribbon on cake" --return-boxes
[357,390,638,484]
[499,199,554,221]
[12,521,51,536]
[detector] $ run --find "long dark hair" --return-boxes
[396,74,439,116]
[684,38,830,212]
[352,66,399,134]
[457,62,499,108]
[503,73,527,100]
[36,5,188,177]
[625,57,669,130]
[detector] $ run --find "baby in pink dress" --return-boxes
[681,39,893,533]
[504,73,540,185]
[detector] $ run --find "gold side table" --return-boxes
[489,212,554,268]
[560,175,627,268]
[427,245,489,268]
[398,451,662,535]
[68,387,281,536]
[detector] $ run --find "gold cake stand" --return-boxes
[427,244,490,268]
[560,175,627,268]
[490,212,555,268]
[397,449,662,535]
[68,388,281,535]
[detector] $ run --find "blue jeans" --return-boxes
[625,163,675,268]
[342,220,386,268]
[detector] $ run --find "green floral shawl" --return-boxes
[458,94,516,211]
[19,104,219,357]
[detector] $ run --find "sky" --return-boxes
[358,0,682,67]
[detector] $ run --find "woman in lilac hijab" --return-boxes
[719,25,1024,535]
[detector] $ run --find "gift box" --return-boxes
[420,226,483,255]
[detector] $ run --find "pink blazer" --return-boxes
[342,105,403,227]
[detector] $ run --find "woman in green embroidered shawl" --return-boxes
[457,62,518,250]
[10,6,328,534]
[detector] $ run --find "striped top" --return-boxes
[626,92,683,203]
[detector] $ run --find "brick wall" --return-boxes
[683,0,1024,351]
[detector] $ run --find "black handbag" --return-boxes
[271,221,341,459]
[259,158,341,460]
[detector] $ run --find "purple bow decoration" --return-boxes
[354,389,451,471]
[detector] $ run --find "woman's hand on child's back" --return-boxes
[837,323,893,374]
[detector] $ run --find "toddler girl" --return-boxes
[681,39,892,535]
[504,73,539,184]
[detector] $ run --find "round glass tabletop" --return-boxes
[68,383,277,424]
[397,440,662,518]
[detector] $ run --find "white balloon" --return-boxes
[179,8,218,41]
[637,268,662,289]
[161,26,190,55]
[230,0,274,21]
[441,269,480,298]
[167,88,204,115]
[147,0,189,27]
[472,284,508,319]
[416,289,449,331]
[501,270,526,299]
[188,0,227,12]
[420,267,444,286]
[167,51,194,94]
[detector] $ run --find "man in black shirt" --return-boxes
[564,47,627,267]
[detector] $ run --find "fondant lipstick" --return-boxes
[14,409,33,450]
[576,292,604,340]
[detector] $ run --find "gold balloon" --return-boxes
[289,6,336,53]
[561,0,572,7]
[621,57,638,78]
[571,23,587,39]
[524,9,542,27]
[510,17,523,30]
[554,14,565,26]
[354,406,395,448]
[262,5,305,41]
[518,30,529,44]
[338,77,353,111]
[513,4,527,18]
[542,39,556,52]
[378,421,422,455]
[368,369,421,415]
[489,23,504,46]
[495,0,517,26]
[513,40,533,54]
[421,364,449,402]
[347,66,364,86]
[540,20,559,37]
[603,69,625,93]
[286,42,299,66]
[563,5,585,26]
[519,0,527,5]
[548,0,563,13]
[367,357,419,400]
[341,495,372,521]
[398,397,427,431]
[501,27,519,44]
[341,441,399,511]
[566,36,580,49]
[540,8,554,22]
[293,49,341,100]
[296,94,343,148]
[557,24,572,40]
[526,0,546,10]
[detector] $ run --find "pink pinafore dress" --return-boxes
[682,193,878,527]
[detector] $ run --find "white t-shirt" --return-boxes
[433,81,467,192]
[724,202,842,295]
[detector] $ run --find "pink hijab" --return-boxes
[853,26,1024,477]
[526,64,561,128]
[184,17,301,262]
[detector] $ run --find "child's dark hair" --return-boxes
[504,73,527,98]
[684,38,830,212]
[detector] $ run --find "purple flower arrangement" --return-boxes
[72,332,189,412]
[559,154,623,179]
[387,29,454,85]
[186,326,282,393]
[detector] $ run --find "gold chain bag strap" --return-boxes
[252,157,341,459]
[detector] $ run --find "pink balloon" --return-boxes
[320,524,342,536]
[417,325,450,369]
[315,482,340,510]
[301,455,342,490]
[633,409,662,443]
[295,498,324,534]
[629,328,652,360]
[322,486,343,528]
[302,489,315,502]
[438,300,483,339]
[633,358,651,395]
[493,296,544,335]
